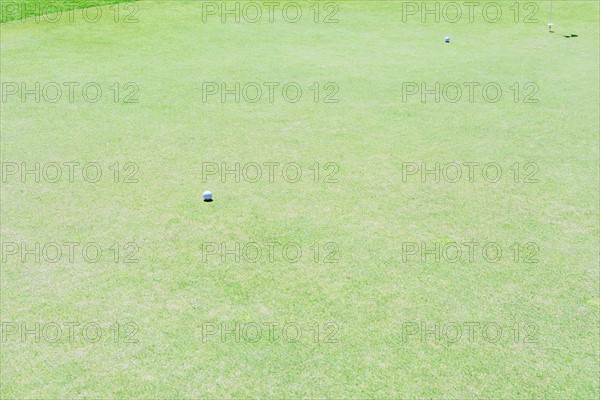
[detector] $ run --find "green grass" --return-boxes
[1,0,599,398]
[0,0,137,23]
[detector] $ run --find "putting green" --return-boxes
[1,1,598,397]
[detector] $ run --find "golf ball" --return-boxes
[203,191,213,201]
[445,37,450,43]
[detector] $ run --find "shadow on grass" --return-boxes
[550,31,579,38]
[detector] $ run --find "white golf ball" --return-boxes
[203,191,213,201]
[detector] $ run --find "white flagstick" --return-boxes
[548,0,554,32]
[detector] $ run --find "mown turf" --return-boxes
[1,0,598,398]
